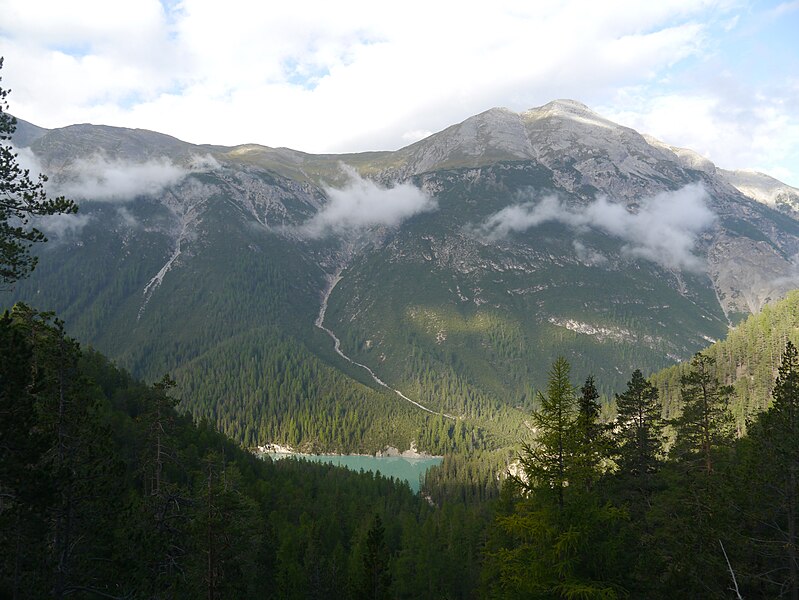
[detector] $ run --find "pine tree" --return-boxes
[0,58,77,286]
[614,369,663,479]
[574,375,610,488]
[0,310,50,598]
[671,353,735,474]
[577,376,601,444]
[488,359,626,599]
[1,304,126,598]
[516,356,578,511]
[746,342,799,599]
[135,374,193,598]
[358,513,392,600]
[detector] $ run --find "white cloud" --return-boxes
[573,240,608,266]
[188,153,220,171]
[116,206,139,228]
[0,1,732,150]
[476,183,716,271]
[55,155,189,201]
[36,213,92,239]
[602,90,799,187]
[10,145,46,179]
[2,1,795,186]
[296,166,436,238]
[10,146,221,205]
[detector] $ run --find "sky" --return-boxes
[0,0,797,186]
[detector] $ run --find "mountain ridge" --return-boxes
[14,103,798,204]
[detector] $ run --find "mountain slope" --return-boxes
[652,289,799,430]
[7,101,799,452]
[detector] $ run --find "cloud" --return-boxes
[54,154,217,202]
[3,2,796,186]
[296,166,437,238]
[0,2,737,151]
[116,206,138,228]
[573,240,608,266]
[188,153,221,170]
[35,213,93,239]
[11,145,46,178]
[476,183,716,271]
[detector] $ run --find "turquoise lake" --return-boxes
[263,453,443,493]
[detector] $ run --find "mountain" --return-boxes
[7,100,799,453]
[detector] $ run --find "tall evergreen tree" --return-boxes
[515,356,578,511]
[0,310,49,598]
[645,353,736,598]
[614,369,663,479]
[487,359,626,599]
[745,342,799,599]
[358,513,392,600]
[577,376,601,443]
[574,376,609,488]
[1,304,125,598]
[135,374,193,599]
[671,353,735,474]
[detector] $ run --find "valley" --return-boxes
[7,100,799,457]
[7,96,799,600]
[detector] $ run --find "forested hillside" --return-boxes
[0,304,492,599]
[483,345,799,598]
[652,289,799,430]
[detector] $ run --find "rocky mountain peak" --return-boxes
[528,98,605,120]
[522,99,624,132]
[391,106,534,174]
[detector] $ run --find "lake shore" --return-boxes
[254,440,442,460]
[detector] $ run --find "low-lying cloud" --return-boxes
[57,156,185,201]
[477,183,716,271]
[297,166,437,238]
[54,153,220,202]
[35,213,93,240]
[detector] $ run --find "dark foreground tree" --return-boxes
[486,358,627,599]
[0,57,77,286]
[357,513,392,600]
[574,375,611,488]
[0,305,124,599]
[743,342,799,598]
[614,369,663,480]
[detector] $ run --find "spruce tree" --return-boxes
[614,369,663,478]
[490,359,626,599]
[358,513,392,600]
[574,375,609,488]
[671,352,735,474]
